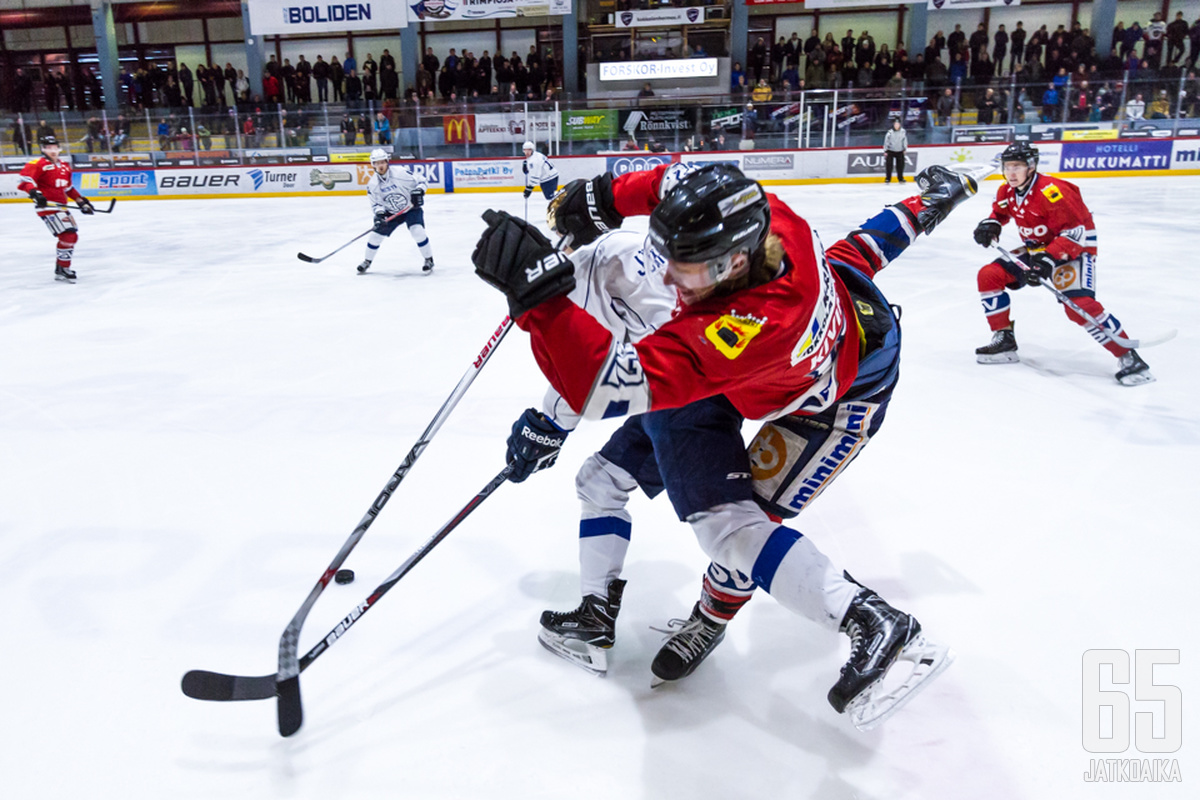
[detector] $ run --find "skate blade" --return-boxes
[55,275,76,283]
[976,352,1019,364]
[846,634,955,732]
[1118,371,1156,387]
[537,628,609,677]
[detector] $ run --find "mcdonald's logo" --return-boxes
[444,114,475,144]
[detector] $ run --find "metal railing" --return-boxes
[4,72,1197,168]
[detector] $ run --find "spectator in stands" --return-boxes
[343,52,357,78]
[730,62,745,93]
[314,55,330,102]
[936,87,957,125]
[782,60,801,92]
[157,118,171,150]
[236,70,250,106]
[856,31,876,71]
[242,113,257,147]
[1147,89,1172,119]
[85,117,107,153]
[179,63,194,106]
[381,64,399,101]
[638,82,655,99]
[806,43,827,88]
[742,102,758,144]
[345,69,363,105]
[1041,82,1061,122]
[374,112,392,145]
[948,24,966,59]
[752,79,773,103]
[331,56,344,102]
[340,113,356,146]
[950,51,968,86]
[977,87,1000,124]
[750,37,767,83]
[992,25,1008,75]
[1189,18,1200,71]
[263,72,281,104]
[1124,92,1146,120]
[771,37,787,84]
[9,118,32,155]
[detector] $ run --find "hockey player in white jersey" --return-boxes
[358,148,435,274]
[522,141,559,201]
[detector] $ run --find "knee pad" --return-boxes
[978,260,1018,292]
[575,453,637,518]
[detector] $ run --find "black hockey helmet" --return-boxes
[647,163,771,265]
[1000,141,1039,173]
[39,134,59,150]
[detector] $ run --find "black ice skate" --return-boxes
[422,257,435,273]
[356,259,371,274]
[975,326,1018,364]
[650,603,727,688]
[828,587,955,731]
[1115,350,1155,386]
[537,579,626,676]
[54,265,77,283]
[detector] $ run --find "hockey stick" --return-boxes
[182,317,512,705]
[51,198,116,214]
[183,463,514,737]
[297,210,404,263]
[990,244,1173,350]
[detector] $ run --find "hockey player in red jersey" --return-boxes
[473,161,980,729]
[971,142,1154,385]
[17,135,94,283]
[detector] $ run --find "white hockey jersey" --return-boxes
[541,229,678,430]
[524,151,559,187]
[367,165,427,217]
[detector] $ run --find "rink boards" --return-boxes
[4,138,1200,201]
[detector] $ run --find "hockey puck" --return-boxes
[334,569,355,585]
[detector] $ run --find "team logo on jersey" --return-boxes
[1042,183,1064,203]
[1053,265,1076,291]
[748,424,788,481]
[383,193,409,213]
[705,311,764,360]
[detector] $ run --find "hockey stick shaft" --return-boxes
[275,464,514,736]
[183,467,513,722]
[181,317,512,704]
[991,244,1141,349]
[52,199,116,214]
[296,210,403,263]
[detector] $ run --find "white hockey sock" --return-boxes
[364,231,385,262]
[409,224,432,260]
[576,453,637,597]
[761,533,859,632]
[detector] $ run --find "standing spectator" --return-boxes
[84,117,107,153]
[358,113,372,146]
[842,30,857,64]
[212,63,227,107]
[345,69,363,106]
[242,112,258,147]
[263,72,281,104]
[948,24,967,59]
[281,59,296,102]
[730,61,745,93]
[771,37,787,85]
[373,111,392,145]
[1009,22,1026,73]
[637,82,655,99]
[362,53,378,83]
[36,119,55,143]
[993,25,1009,75]
[381,64,399,101]
[224,63,238,103]
[313,55,330,102]
[856,32,876,71]
[1122,22,1144,59]
[749,38,768,83]
[1189,18,1200,71]
[343,52,357,78]
[380,49,396,74]
[235,70,250,105]
[157,117,172,150]
[882,118,907,183]
[423,48,439,77]
[331,56,344,102]
[295,55,312,103]
[804,28,820,65]
[10,118,33,155]
[786,33,801,76]
[1147,13,1167,67]
[179,63,193,106]
[44,71,60,111]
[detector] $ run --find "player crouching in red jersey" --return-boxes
[971,142,1153,385]
[17,135,94,283]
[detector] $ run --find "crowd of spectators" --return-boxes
[731,10,1200,126]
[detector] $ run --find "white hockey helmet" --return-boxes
[523,141,535,153]
[370,148,390,165]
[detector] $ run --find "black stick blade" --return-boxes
[277,675,304,737]
[181,669,278,701]
[296,252,317,263]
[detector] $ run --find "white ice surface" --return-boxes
[1,178,1196,799]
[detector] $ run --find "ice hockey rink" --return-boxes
[1,175,1196,799]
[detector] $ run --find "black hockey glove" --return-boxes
[506,408,570,483]
[1025,252,1057,286]
[522,161,529,174]
[411,189,424,207]
[373,213,390,233]
[473,209,575,318]
[30,189,47,209]
[77,197,95,215]
[523,186,533,199]
[548,175,624,248]
[973,218,1002,247]
[913,165,979,234]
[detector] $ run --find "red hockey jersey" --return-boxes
[17,156,81,207]
[518,164,929,422]
[988,172,1096,262]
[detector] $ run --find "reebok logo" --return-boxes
[522,426,564,447]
